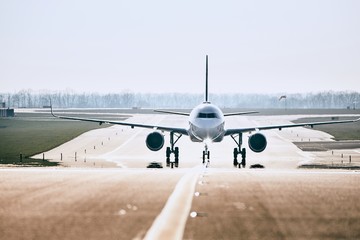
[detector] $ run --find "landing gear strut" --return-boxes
[231,133,246,168]
[166,132,182,168]
[202,144,210,167]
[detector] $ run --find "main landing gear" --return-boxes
[166,132,182,168]
[231,133,246,168]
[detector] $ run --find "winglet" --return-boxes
[205,55,209,103]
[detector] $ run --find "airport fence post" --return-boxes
[43,153,45,161]
[75,152,77,162]
[349,155,352,163]
[61,153,63,161]
[20,153,22,162]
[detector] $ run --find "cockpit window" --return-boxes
[198,112,218,118]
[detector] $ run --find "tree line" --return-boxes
[0,90,359,109]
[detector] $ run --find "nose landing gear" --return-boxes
[202,144,210,167]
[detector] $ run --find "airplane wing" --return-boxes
[154,110,190,116]
[51,107,189,135]
[225,117,360,136]
[223,111,259,117]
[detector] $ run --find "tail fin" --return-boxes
[205,55,209,103]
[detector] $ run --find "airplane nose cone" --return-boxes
[191,123,224,142]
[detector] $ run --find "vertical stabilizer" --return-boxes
[205,55,209,102]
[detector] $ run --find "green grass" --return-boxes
[0,118,109,166]
[293,117,360,140]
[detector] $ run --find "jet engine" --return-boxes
[248,133,267,153]
[146,132,165,151]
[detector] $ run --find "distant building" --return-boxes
[1,102,5,108]
[0,108,14,117]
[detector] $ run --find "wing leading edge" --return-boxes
[154,110,190,116]
[223,111,259,117]
[50,107,189,135]
[225,117,360,136]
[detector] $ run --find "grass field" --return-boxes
[293,117,360,140]
[0,117,110,166]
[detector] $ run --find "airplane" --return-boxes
[51,55,360,168]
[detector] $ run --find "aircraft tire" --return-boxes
[241,148,246,160]
[241,158,246,168]
[241,148,246,168]
[233,158,238,167]
[174,147,179,158]
[166,147,171,158]
[233,148,238,159]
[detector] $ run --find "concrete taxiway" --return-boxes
[2,114,360,239]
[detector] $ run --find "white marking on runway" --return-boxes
[101,128,144,156]
[98,115,166,166]
[143,166,204,240]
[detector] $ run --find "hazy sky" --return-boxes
[1,0,359,94]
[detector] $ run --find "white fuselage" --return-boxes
[187,102,225,142]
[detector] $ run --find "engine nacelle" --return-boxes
[146,132,165,151]
[248,133,267,153]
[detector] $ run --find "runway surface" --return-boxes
[2,114,360,239]
[1,168,359,240]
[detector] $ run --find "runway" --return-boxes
[1,168,359,240]
[2,114,360,239]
